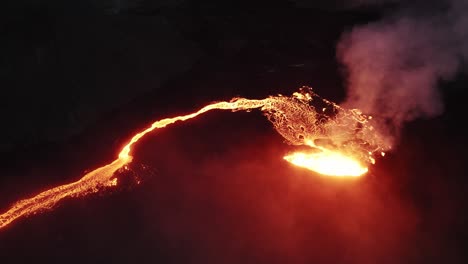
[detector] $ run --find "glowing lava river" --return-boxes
[0,88,389,229]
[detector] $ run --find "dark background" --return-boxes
[0,1,467,263]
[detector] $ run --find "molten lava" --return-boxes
[283,139,369,177]
[0,87,389,229]
[284,151,368,177]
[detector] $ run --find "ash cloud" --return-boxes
[337,0,468,142]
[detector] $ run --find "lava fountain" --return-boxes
[0,87,389,229]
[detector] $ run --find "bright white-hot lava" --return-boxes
[0,87,390,229]
[284,151,368,177]
[283,139,370,177]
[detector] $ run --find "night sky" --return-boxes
[1,1,468,263]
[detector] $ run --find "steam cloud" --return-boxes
[337,0,468,142]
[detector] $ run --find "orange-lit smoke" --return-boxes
[0,88,389,229]
[337,0,468,145]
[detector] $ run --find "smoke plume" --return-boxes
[337,0,468,142]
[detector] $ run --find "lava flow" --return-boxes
[0,87,389,229]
